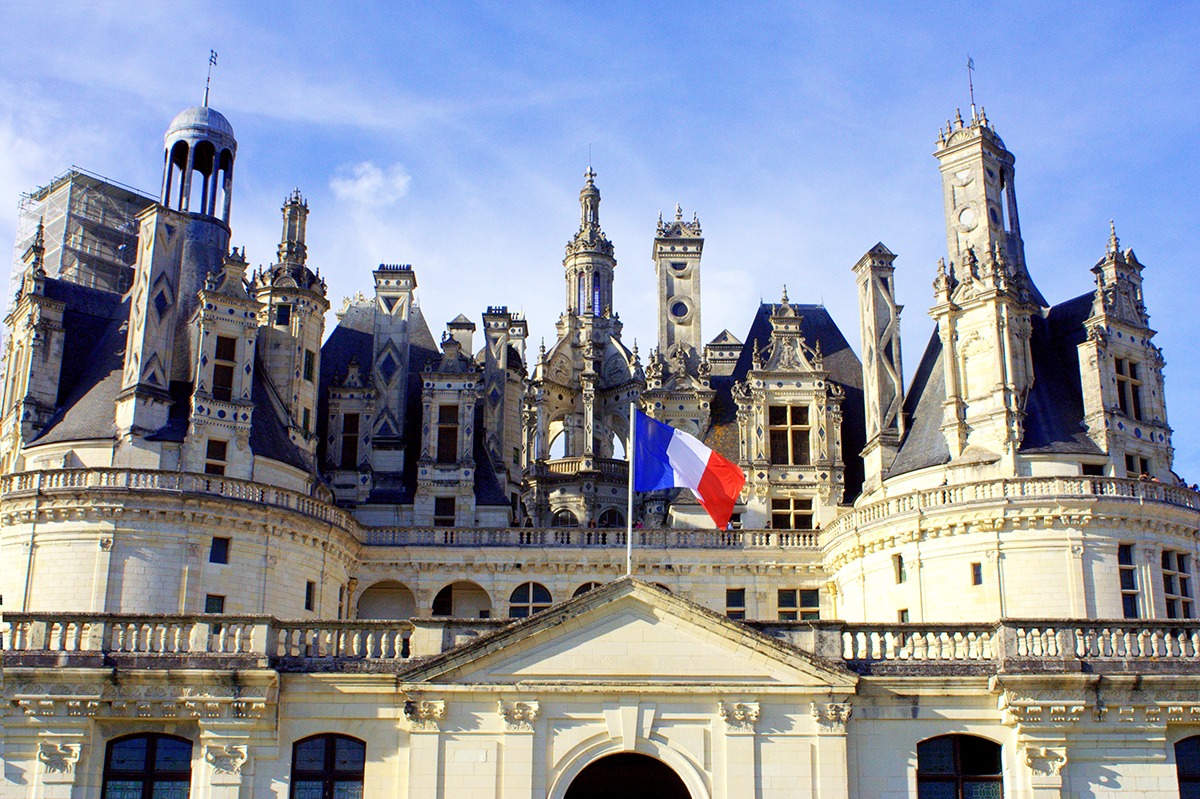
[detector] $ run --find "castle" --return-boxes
[1,98,1198,799]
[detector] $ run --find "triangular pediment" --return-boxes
[400,579,855,689]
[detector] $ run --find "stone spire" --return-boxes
[277,189,309,266]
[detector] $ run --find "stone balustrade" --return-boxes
[4,468,1196,551]
[0,613,414,668]
[7,613,1200,674]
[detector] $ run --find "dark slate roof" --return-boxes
[249,365,311,471]
[33,281,126,444]
[1020,292,1103,455]
[886,328,950,478]
[704,303,866,504]
[319,304,508,507]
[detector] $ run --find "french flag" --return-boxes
[633,410,746,529]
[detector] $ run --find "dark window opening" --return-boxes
[275,303,292,327]
[102,733,193,799]
[209,537,230,564]
[303,349,315,382]
[778,588,819,620]
[509,582,552,618]
[205,439,228,476]
[768,405,811,465]
[290,734,365,799]
[436,404,458,464]
[1177,736,1200,799]
[204,594,225,614]
[341,413,360,468]
[771,497,814,530]
[916,734,1002,799]
[434,497,456,527]
[726,588,746,620]
[305,581,316,612]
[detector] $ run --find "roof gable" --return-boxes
[401,579,855,689]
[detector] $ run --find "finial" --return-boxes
[1108,220,1120,255]
[954,108,964,129]
[979,106,988,127]
[584,165,596,186]
[203,49,218,107]
[966,54,976,118]
[675,203,683,221]
[657,210,663,226]
[34,216,45,248]
[781,285,789,304]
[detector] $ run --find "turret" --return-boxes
[563,168,616,318]
[116,105,239,463]
[251,190,329,461]
[653,204,704,364]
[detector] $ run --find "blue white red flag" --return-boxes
[633,410,746,529]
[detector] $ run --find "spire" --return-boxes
[675,203,683,221]
[278,189,309,266]
[579,166,600,230]
[1108,219,1120,255]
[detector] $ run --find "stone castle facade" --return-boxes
[1,100,1199,799]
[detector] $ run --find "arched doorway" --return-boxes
[431,581,493,618]
[564,753,691,799]
[356,580,416,620]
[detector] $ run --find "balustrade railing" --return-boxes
[8,614,1200,671]
[360,526,819,549]
[828,476,1199,537]
[1,614,413,664]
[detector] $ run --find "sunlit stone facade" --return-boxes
[2,101,1199,799]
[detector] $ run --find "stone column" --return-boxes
[717,701,758,799]
[498,700,539,799]
[405,699,445,799]
[810,702,852,799]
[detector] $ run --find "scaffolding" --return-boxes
[9,166,156,300]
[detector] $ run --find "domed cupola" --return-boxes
[161,105,237,223]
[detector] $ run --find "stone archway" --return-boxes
[563,753,691,799]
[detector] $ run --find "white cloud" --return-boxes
[329,162,411,206]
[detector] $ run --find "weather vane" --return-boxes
[204,50,218,107]
[967,54,976,113]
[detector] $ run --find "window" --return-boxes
[205,439,228,476]
[433,497,456,527]
[305,581,316,612]
[341,413,359,468]
[1125,453,1150,478]
[436,404,458,464]
[204,594,225,614]
[102,734,193,799]
[726,588,746,620]
[778,588,819,620]
[573,581,604,597]
[212,335,236,402]
[917,735,1002,799]
[597,509,624,528]
[971,562,983,586]
[1163,550,1193,619]
[303,349,315,382]
[509,582,552,618]
[302,407,311,436]
[1115,357,1143,420]
[894,554,907,584]
[1177,736,1200,799]
[275,303,292,327]
[552,509,579,527]
[1119,544,1139,619]
[290,734,365,799]
[337,585,345,620]
[898,608,910,622]
[209,536,230,564]
[771,497,814,530]
[1082,463,1105,476]
[768,405,811,465]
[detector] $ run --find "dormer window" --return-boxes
[768,405,811,465]
[212,336,236,402]
[275,303,292,327]
[436,404,458,464]
[1115,358,1143,420]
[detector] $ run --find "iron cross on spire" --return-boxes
[204,49,218,107]
[967,54,976,115]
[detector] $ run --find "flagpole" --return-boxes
[626,401,635,577]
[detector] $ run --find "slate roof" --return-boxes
[31,276,315,472]
[317,304,509,508]
[34,280,126,444]
[1021,292,1102,455]
[887,291,1103,477]
[704,303,866,504]
[886,329,950,478]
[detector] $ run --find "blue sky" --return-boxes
[1,2,1198,478]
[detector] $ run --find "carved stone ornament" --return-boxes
[404,699,446,731]
[38,741,80,774]
[718,701,760,732]
[1024,746,1066,776]
[205,744,248,775]
[811,702,853,732]
[498,699,540,731]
